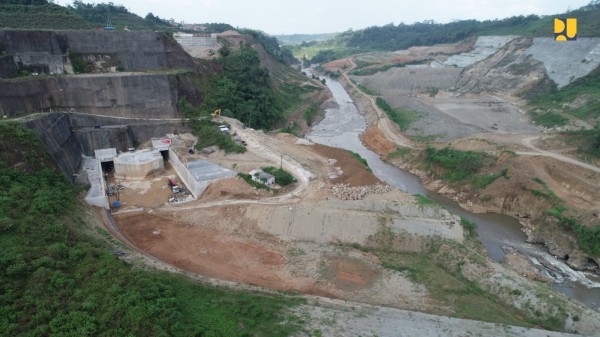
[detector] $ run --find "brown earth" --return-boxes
[310,143,382,187]
[360,126,397,155]
[116,212,312,292]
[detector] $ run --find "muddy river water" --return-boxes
[305,70,600,308]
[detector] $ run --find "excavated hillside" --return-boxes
[0,30,208,118]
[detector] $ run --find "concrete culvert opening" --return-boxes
[160,150,169,161]
[101,161,114,174]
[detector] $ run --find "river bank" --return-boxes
[312,65,600,309]
[305,66,600,316]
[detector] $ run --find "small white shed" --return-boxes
[249,169,275,185]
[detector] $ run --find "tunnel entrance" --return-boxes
[160,150,169,162]
[101,160,114,174]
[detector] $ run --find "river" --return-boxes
[305,69,600,308]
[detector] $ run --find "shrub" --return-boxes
[262,166,297,186]
[425,147,490,181]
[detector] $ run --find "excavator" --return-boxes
[211,109,221,118]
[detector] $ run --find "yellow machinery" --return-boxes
[211,109,221,118]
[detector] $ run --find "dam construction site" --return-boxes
[2,2,600,336]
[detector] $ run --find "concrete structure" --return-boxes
[82,156,109,209]
[173,32,218,48]
[114,150,164,178]
[169,148,236,198]
[151,138,172,151]
[250,169,275,185]
[94,148,117,162]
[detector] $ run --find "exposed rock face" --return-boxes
[23,113,82,179]
[454,36,600,95]
[70,113,190,156]
[0,30,206,118]
[0,73,188,118]
[0,30,195,76]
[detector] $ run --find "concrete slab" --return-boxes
[152,138,171,151]
[187,159,237,182]
[115,150,162,165]
[94,148,117,162]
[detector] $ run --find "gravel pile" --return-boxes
[332,183,391,200]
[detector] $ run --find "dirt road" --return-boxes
[342,58,416,149]
[518,136,600,174]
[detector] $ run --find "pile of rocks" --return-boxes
[332,183,392,200]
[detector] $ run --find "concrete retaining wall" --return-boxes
[0,73,179,118]
[83,157,109,209]
[168,148,206,199]
[114,151,164,178]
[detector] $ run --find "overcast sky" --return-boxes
[54,0,591,35]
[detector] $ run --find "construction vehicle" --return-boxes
[167,178,180,193]
[211,109,221,118]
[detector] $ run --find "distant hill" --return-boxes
[296,1,600,63]
[275,33,337,45]
[0,0,89,30]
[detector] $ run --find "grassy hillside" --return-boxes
[295,2,600,63]
[68,1,175,31]
[0,1,89,30]
[527,65,600,127]
[0,122,302,337]
[275,33,337,45]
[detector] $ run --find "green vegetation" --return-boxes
[69,1,175,31]
[424,147,491,181]
[352,80,378,96]
[262,166,297,186]
[528,65,600,125]
[275,33,337,46]
[197,43,285,129]
[349,60,428,76]
[242,29,296,65]
[523,176,600,257]
[409,134,441,143]
[470,168,510,189]
[0,123,301,336]
[294,3,600,64]
[347,150,371,172]
[387,147,412,158]
[564,127,600,158]
[377,249,545,328]
[68,51,94,74]
[238,172,271,191]
[186,117,246,154]
[460,217,478,238]
[280,122,302,137]
[0,0,89,29]
[376,97,418,131]
[531,111,569,127]
[546,206,600,257]
[302,104,322,126]
[414,194,435,206]
[526,177,563,204]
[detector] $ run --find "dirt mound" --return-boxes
[361,126,397,154]
[310,143,381,186]
[116,212,306,291]
[324,256,379,292]
[201,177,268,202]
[322,58,352,73]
